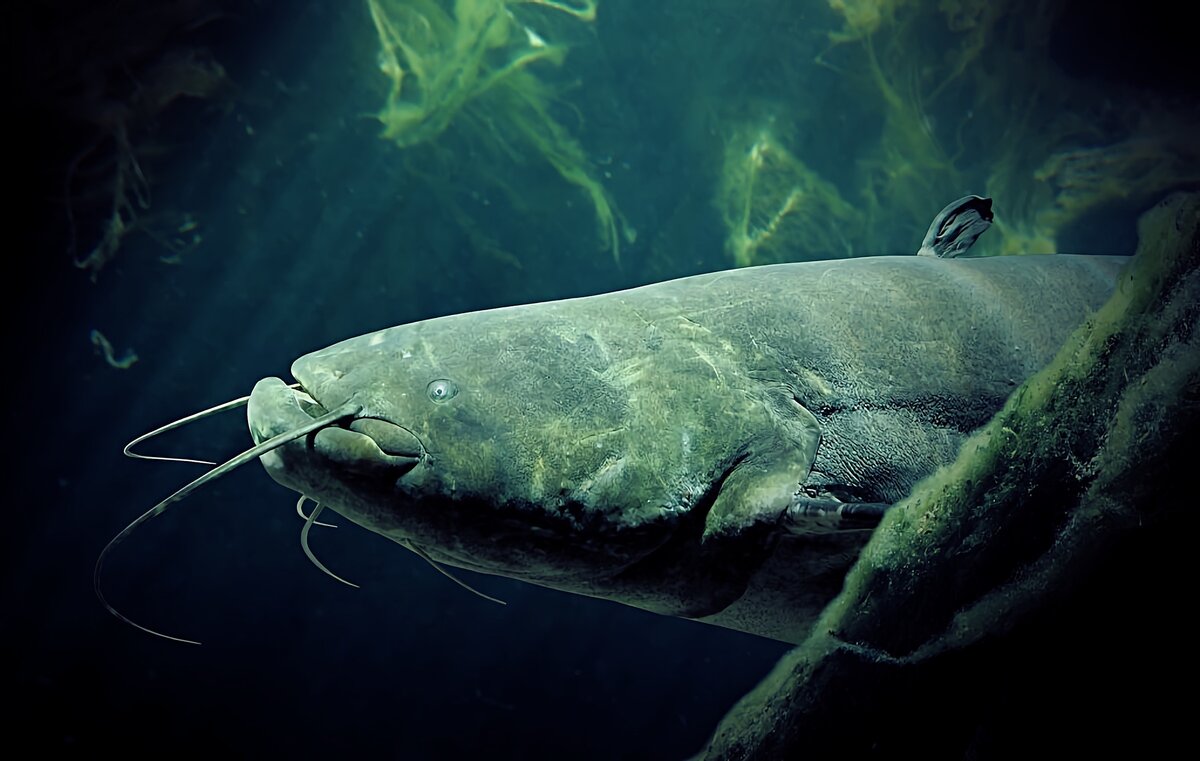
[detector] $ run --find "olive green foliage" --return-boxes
[699,192,1199,758]
[367,0,632,263]
[707,0,1200,264]
[360,1,1198,274]
[717,124,860,266]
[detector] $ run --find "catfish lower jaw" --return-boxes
[311,424,422,476]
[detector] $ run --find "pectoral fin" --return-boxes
[703,389,821,538]
[783,498,891,535]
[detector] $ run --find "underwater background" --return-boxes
[7,0,1196,757]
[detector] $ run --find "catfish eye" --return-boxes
[426,379,458,403]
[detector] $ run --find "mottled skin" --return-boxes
[248,255,1124,643]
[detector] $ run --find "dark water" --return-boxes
[7,1,1196,757]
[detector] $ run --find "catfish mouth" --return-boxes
[101,376,433,644]
[248,377,424,478]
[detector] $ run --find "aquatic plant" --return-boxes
[824,0,906,42]
[367,0,631,262]
[821,0,1011,252]
[55,26,227,278]
[1032,133,1200,240]
[717,124,859,266]
[89,329,138,370]
[819,0,1199,256]
[704,0,1198,266]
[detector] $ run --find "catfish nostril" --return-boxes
[348,419,423,458]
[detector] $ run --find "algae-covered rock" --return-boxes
[700,192,1198,758]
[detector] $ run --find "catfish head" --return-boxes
[248,295,822,619]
